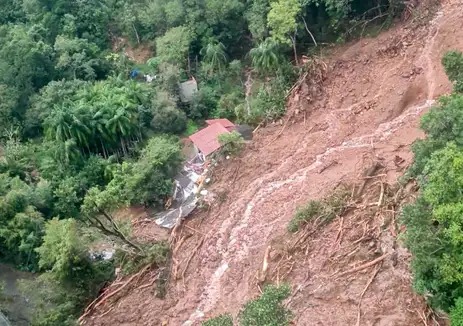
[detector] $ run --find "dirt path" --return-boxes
[86,1,463,325]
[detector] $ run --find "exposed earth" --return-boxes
[84,1,463,325]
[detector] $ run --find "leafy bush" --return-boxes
[124,136,182,205]
[158,63,182,97]
[288,187,349,232]
[406,94,463,179]
[151,106,187,134]
[288,200,324,233]
[218,131,245,156]
[185,119,199,136]
[451,298,463,326]
[202,314,234,326]
[215,91,244,120]
[116,241,170,275]
[36,219,112,290]
[442,50,463,92]
[249,40,284,76]
[237,79,287,125]
[189,86,220,119]
[239,284,292,326]
[0,173,46,270]
[155,26,192,66]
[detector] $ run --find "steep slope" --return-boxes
[84,1,463,325]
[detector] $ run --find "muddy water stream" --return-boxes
[0,264,33,326]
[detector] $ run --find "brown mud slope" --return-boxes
[86,1,463,325]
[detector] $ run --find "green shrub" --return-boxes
[249,82,286,122]
[124,136,183,206]
[185,119,199,136]
[237,74,294,125]
[451,298,463,326]
[202,314,234,326]
[407,93,463,179]
[189,86,219,119]
[23,219,114,325]
[218,131,245,156]
[151,106,187,134]
[115,241,170,275]
[288,200,324,233]
[404,142,463,310]
[215,91,244,120]
[288,187,350,233]
[158,63,182,96]
[442,50,463,92]
[239,284,292,326]
[150,90,187,135]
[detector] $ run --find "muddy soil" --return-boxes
[85,1,463,325]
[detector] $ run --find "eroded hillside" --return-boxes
[84,1,463,325]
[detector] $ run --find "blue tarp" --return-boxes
[129,69,139,79]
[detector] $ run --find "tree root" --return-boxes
[180,236,205,282]
[356,263,382,326]
[336,252,390,278]
[78,265,151,324]
[259,245,272,283]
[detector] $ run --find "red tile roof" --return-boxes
[189,123,230,156]
[205,119,235,130]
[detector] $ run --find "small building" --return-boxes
[205,119,253,140]
[179,78,198,103]
[189,122,231,157]
[205,119,236,131]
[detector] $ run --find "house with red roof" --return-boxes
[188,119,235,157]
[205,119,236,131]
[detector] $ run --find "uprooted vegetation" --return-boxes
[256,158,441,325]
[288,186,350,233]
[203,285,292,326]
[218,131,245,157]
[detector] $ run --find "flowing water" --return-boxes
[0,264,33,326]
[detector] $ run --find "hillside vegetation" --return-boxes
[0,0,432,324]
[403,50,463,325]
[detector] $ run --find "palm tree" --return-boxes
[106,107,136,157]
[70,102,92,153]
[62,139,81,165]
[202,41,228,75]
[249,39,282,75]
[92,108,113,158]
[44,104,73,143]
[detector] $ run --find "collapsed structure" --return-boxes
[155,119,234,228]
[155,118,253,228]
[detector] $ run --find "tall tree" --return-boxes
[202,41,228,75]
[54,35,108,80]
[156,26,192,66]
[267,0,301,63]
[245,0,270,42]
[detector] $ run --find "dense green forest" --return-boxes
[403,50,463,325]
[0,0,411,324]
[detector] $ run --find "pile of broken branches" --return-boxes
[78,264,160,324]
[261,160,414,324]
